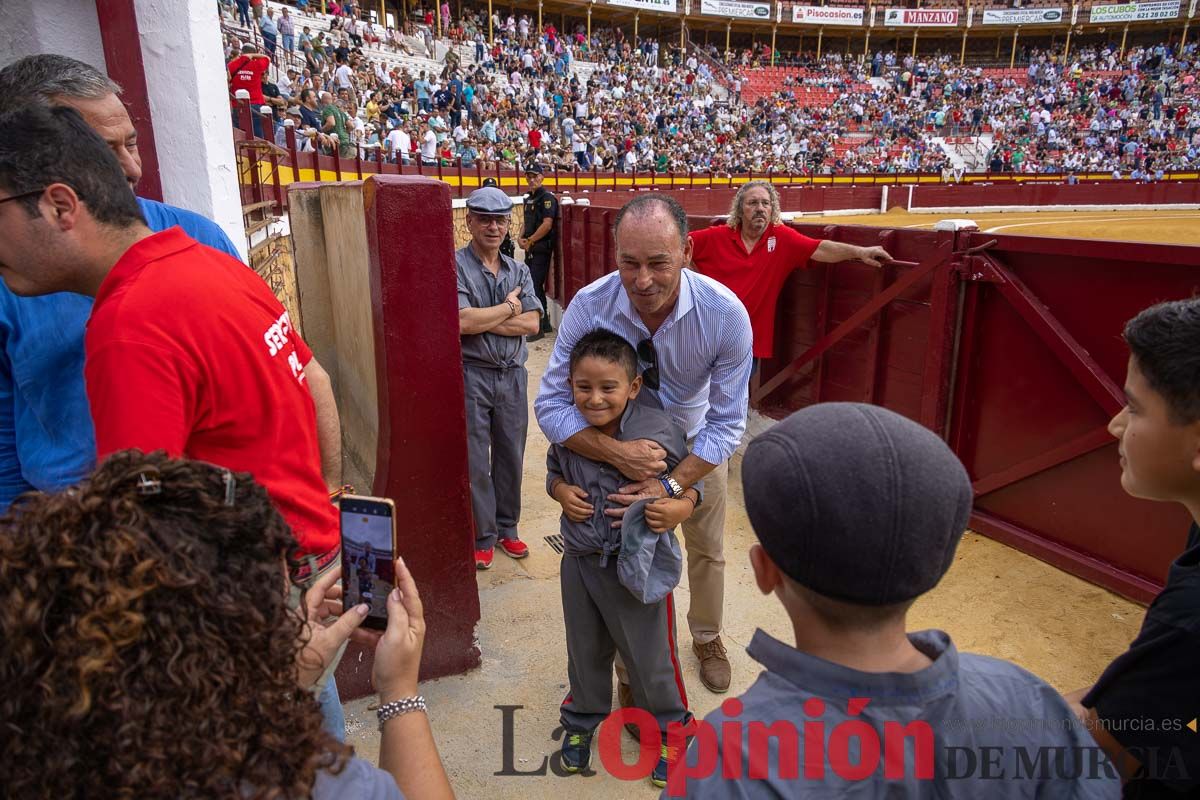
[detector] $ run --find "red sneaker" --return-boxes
[475,548,494,570]
[498,538,529,559]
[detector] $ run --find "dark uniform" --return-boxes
[522,175,558,333]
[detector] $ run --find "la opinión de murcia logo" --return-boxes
[494,703,1192,793]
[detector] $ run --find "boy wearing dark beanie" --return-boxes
[665,403,1118,798]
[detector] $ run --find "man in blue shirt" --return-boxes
[0,55,244,509]
[0,54,352,742]
[535,195,753,696]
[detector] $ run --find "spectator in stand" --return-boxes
[320,90,354,158]
[0,450,454,800]
[419,120,438,165]
[690,181,891,370]
[279,6,296,54]
[385,122,412,164]
[227,42,271,137]
[0,103,347,735]
[235,0,250,27]
[259,7,279,57]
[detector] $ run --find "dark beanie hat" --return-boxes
[741,403,973,606]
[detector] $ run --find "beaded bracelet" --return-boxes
[377,695,428,730]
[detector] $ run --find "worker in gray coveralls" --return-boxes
[457,186,543,570]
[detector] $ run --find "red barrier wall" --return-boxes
[910,181,1200,210]
[562,186,884,216]
[556,201,1200,602]
[336,176,481,694]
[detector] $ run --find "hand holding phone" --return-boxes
[372,557,426,700]
[296,565,374,688]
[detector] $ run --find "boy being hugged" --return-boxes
[548,329,699,788]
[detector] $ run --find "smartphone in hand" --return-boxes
[339,494,397,631]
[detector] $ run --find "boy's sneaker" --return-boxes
[651,741,683,788]
[475,548,494,570]
[498,538,529,559]
[561,730,593,773]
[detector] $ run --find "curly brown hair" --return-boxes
[0,450,352,798]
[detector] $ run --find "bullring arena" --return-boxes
[333,200,1197,797]
[4,0,1200,795]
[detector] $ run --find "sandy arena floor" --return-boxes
[344,317,1151,798]
[815,207,1200,245]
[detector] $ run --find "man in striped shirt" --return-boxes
[535,194,753,695]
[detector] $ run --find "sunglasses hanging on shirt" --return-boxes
[637,338,660,392]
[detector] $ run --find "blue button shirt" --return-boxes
[0,197,241,509]
[535,269,753,466]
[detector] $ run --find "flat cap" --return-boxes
[465,186,513,215]
[742,403,972,606]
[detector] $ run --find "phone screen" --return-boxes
[340,496,396,630]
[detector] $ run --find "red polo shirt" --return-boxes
[227,54,271,106]
[85,228,338,557]
[689,222,820,358]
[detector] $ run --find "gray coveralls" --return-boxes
[547,398,692,736]
[456,244,542,551]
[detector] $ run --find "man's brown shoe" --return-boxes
[617,681,641,741]
[693,637,731,693]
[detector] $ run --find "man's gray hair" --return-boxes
[727,180,782,230]
[0,54,122,115]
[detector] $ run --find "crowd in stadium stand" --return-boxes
[222,0,1200,177]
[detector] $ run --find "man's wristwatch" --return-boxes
[659,473,684,499]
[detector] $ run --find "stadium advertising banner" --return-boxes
[1088,0,1181,21]
[980,7,1065,23]
[608,0,678,11]
[881,8,960,26]
[700,0,772,18]
[792,5,865,25]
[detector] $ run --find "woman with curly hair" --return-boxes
[0,449,454,799]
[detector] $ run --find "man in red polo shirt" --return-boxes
[0,105,339,567]
[228,43,271,107]
[689,180,892,362]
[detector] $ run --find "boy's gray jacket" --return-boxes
[547,396,699,601]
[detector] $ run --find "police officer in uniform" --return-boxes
[456,186,543,570]
[518,163,558,342]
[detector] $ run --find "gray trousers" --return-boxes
[463,364,528,550]
[560,554,689,735]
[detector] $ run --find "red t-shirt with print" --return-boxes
[85,228,338,557]
[689,222,820,359]
[228,54,271,105]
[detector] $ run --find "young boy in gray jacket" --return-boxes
[547,329,700,788]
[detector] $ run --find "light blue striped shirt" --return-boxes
[535,269,753,465]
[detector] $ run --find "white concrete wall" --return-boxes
[135,0,247,260]
[0,0,246,261]
[0,0,107,71]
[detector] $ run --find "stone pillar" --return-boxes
[133,0,247,260]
